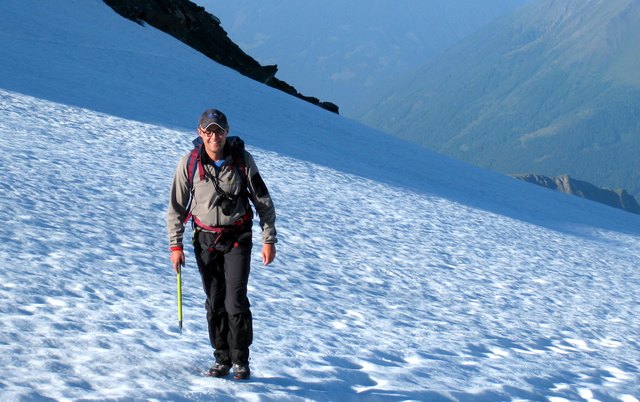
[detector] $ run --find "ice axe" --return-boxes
[176,266,183,335]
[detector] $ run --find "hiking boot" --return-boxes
[206,362,230,378]
[232,363,250,380]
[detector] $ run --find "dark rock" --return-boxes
[102,0,338,114]
[511,173,640,215]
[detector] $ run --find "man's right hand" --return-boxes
[171,250,185,274]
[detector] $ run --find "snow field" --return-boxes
[2,89,639,400]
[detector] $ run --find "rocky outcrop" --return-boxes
[102,0,339,114]
[512,173,640,215]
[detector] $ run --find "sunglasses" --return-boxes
[199,126,226,138]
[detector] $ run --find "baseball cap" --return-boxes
[198,109,229,131]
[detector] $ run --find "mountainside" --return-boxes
[2,1,640,400]
[102,0,338,113]
[356,0,640,199]
[512,174,640,214]
[199,0,532,115]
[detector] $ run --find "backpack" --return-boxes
[182,135,249,225]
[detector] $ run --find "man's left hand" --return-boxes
[261,243,276,265]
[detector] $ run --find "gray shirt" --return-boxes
[167,147,277,248]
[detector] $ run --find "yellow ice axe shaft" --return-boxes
[176,268,183,335]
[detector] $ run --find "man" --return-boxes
[167,108,277,380]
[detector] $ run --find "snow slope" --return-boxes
[1,1,639,401]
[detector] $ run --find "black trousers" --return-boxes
[194,229,253,365]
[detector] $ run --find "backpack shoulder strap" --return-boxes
[183,138,205,226]
[187,137,205,186]
[227,136,248,185]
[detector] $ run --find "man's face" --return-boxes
[199,125,227,157]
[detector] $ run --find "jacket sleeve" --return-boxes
[244,151,278,244]
[166,155,191,248]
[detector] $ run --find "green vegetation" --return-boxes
[356,0,640,198]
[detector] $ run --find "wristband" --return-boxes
[170,246,183,252]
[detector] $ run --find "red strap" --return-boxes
[192,211,251,232]
[232,210,252,228]
[187,147,199,185]
[192,216,224,233]
[182,212,192,226]
[184,146,204,226]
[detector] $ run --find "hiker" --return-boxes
[167,108,277,380]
